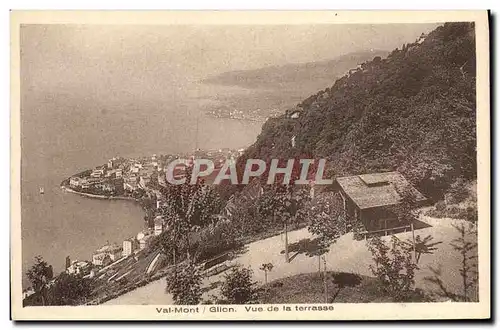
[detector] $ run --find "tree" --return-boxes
[159,228,186,271]
[166,261,203,305]
[425,222,478,301]
[52,273,92,306]
[229,186,271,237]
[302,192,345,304]
[302,192,345,274]
[306,192,345,243]
[392,187,420,262]
[26,256,53,306]
[259,263,274,286]
[367,236,418,301]
[259,184,309,263]
[219,266,259,304]
[402,234,442,264]
[160,166,222,262]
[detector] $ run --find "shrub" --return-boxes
[218,266,259,304]
[166,262,203,305]
[367,236,418,302]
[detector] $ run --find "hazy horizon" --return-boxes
[21,24,441,95]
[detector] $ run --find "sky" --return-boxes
[20,23,441,98]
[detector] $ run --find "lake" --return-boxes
[20,82,262,287]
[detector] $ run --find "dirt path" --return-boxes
[104,215,472,305]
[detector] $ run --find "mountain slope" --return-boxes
[202,50,389,90]
[238,23,476,199]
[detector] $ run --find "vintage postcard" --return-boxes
[11,10,490,320]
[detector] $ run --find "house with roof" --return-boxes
[66,260,91,276]
[335,171,427,235]
[90,168,105,178]
[69,177,84,188]
[92,243,122,266]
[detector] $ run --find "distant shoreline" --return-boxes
[205,113,265,123]
[61,185,137,202]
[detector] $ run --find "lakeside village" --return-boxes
[22,148,245,301]
[205,105,283,122]
[61,147,244,199]
[63,147,245,256]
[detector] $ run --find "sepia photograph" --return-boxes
[10,10,490,320]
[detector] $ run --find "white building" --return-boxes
[122,238,139,257]
[90,168,105,178]
[66,260,91,275]
[69,177,82,188]
[154,216,164,236]
[92,244,122,266]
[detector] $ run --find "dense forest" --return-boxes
[237,22,476,200]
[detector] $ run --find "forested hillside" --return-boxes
[203,50,388,90]
[238,22,476,200]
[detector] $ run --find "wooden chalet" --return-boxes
[335,171,427,237]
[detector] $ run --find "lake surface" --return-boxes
[21,82,262,287]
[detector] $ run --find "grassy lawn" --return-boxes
[259,271,398,304]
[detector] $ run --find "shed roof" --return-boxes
[336,171,426,210]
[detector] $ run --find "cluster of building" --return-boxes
[56,148,247,289]
[206,105,282,122]
[68,148,247,196]
[123,157,158,192]
[67,215,166,274]
[121,215,166,257]
[68,157,127,194]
